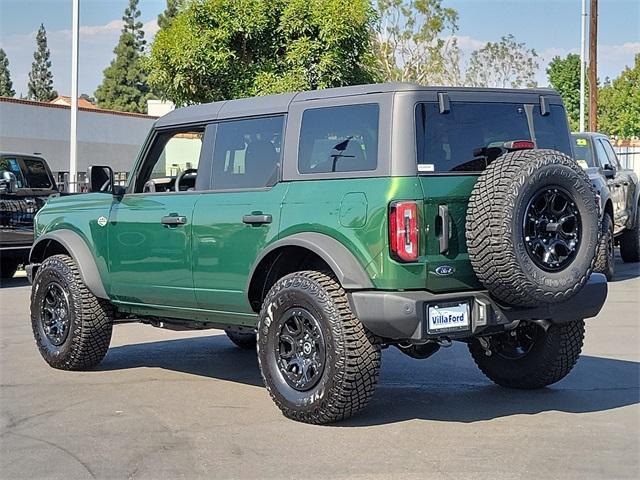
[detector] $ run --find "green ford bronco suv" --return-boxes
[28,83,607,424]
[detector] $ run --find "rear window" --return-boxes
[416,102,572,173]
[298,103,379,174]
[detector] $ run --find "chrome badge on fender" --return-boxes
[97,216,108,227]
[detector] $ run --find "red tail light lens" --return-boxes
[389,201,419,262]
[504,140,535,150]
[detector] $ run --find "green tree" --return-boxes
[465,34,538,89]
[547,53,588,131]
[158,0,183,29]
[27,24,57,101]
[375,0,460,85]
[147,0,378,105]
[599,54,640,138]
[0,48,15,97]
[95,0,150,112]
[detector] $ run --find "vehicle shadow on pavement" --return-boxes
[99,336,639,426]
[99,334,264,387]
[610,255,640,283]
[0,276,29,289]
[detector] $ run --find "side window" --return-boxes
[601,140,621,169]
[21,158,53,189]
[594,139,612,170]
[212,116,284,190]
[298,103,379,174]
[134,129,204,193]
[0,157,26,188]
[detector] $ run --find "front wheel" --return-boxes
[30,254,114,370]
[468,320,585,389]
[594,213,614,281]
[257,271,381,424]
[619,205,640,263]
[0,255,19,279]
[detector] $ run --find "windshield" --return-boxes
[416,102,572,173]
[571,135,596,169]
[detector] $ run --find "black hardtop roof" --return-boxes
[155,82,561,128]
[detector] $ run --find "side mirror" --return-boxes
[0,171,18,194]
[603,164,616,179]
[88,165,114,193]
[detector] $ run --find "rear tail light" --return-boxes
[389,201,419,262]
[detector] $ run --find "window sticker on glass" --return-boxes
[418,164,435,172]
[576,159,589,169]
[575,138,588,146]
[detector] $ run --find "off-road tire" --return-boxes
[468,320,585,389]
[594,213,614,280]
[257,271,381,424]
[466,149,599,307]
[31,254,113,370]
[225,330,257,349]
[619,204,640,263]
[0,255,19,279]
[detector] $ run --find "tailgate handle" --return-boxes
[438,204,450,254]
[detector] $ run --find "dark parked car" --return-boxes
[572,133,640,279]
[0,153,58,279]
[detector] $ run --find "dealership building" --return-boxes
[0,96,163,187]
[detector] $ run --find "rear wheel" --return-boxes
[257,271,381,424]
[594,213,614,280]
[225,330,256,349]
[30,254,113,370]
[468,320,585,389]
[619,205,640,263]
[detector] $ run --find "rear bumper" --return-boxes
[348,273,608,341]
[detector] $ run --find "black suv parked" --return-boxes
[0,153,58,279]
[572,133,640,279]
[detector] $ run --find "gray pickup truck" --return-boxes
[0,153,59,279]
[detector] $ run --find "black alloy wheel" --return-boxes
[491,323,542,360]
[276,307,326,391]
[39,282,71,346]
[523,186,581,271]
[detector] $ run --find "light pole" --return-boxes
[579,0,587,132]
[69,0,79,192]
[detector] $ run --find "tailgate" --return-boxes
[419,176,483,293]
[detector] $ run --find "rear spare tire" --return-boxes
[466,149,599,307]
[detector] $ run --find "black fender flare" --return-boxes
[29,230,109,299]
[248,232,374,294]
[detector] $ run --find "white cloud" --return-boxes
[0,19,160,98]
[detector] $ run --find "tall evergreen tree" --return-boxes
[0,48,16,97]
[95,0,150,113]
[158,0,183,29]
[27,24,57,101]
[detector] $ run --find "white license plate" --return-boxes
[427,302,470,334]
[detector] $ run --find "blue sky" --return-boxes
[1,0,638,98]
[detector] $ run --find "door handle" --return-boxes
[243,214,272,225]
[438,204,450,254]
[161,215,187,225]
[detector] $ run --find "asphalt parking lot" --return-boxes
[1,257,638,480]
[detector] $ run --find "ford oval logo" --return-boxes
[434,265,455,276]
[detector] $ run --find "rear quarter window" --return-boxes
[416,102,572,173]
[298,103,379,174]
